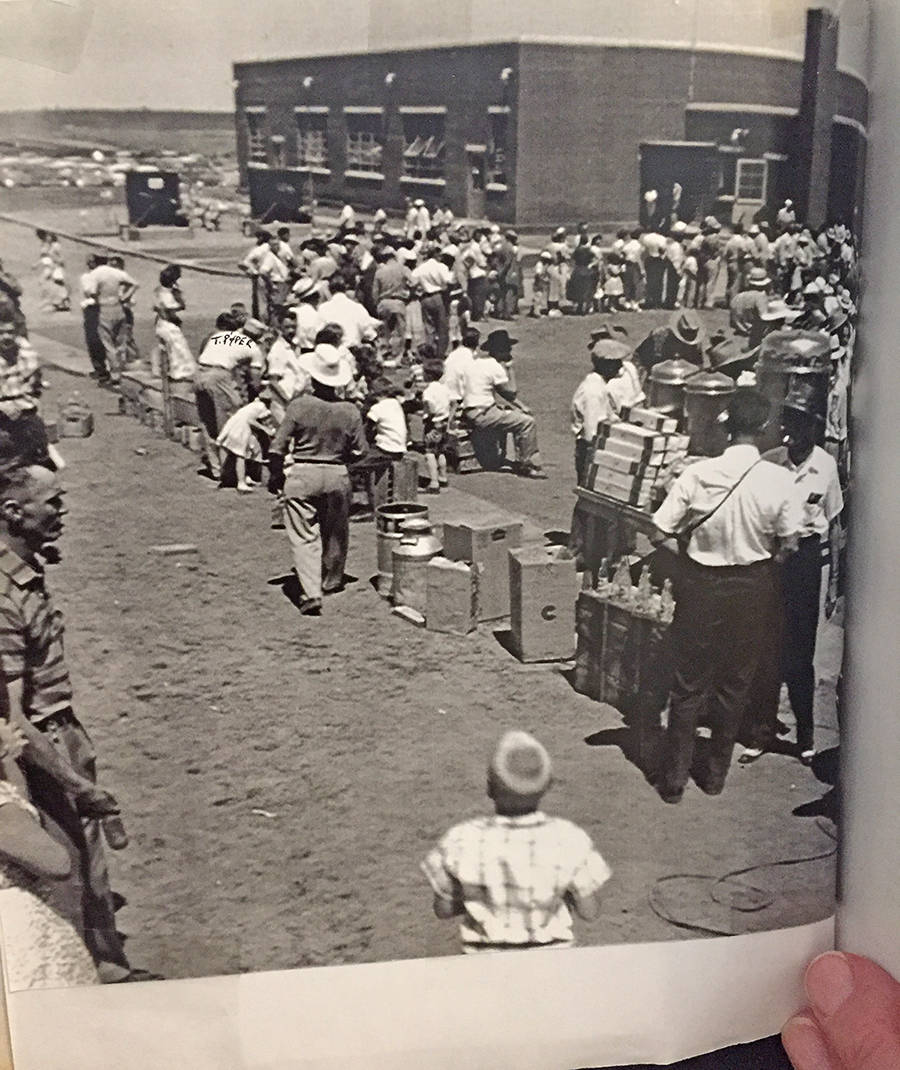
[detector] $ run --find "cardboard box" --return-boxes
[620,407,680,435]
[425,557,478,635]
[442,516,523,621]
[509,546,579,662]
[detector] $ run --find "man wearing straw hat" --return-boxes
[730,265,771,341]
[633,309,708,379]
[421,730,611,953]
[268,344,366,616]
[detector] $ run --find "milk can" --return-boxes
[647,358,699,422]
[376,502,430,596]
[391,518,443,614]
[755,329,831,452]
[684,370,735,457]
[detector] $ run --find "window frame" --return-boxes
[735,157,768,203]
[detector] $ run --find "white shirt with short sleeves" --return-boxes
[441,344,475,402]
[459,357,509,410]
[653,444,803,566]
[762,444,843,539]
[571,372,619,440]
[367,397,407,453]
[421,811,612,949]
[411,258,453,296]
[422,381,452,423]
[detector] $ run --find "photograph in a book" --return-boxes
[0,0,866,989]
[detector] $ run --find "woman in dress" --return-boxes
[0,723,97,990]
[569,235,595,316]
[152,264,196,380]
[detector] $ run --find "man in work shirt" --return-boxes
[193,312,254,480]
[458,329,546,478]
[81,254,138,384]
[0,463,140,980]
[372,247,411,363]
[741,379,843,765]
[650,389,803,803]
[268,346,366,616]
[411,244,453,358]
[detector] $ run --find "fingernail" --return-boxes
[806,952,855,1018]
[782,1015,836,1070]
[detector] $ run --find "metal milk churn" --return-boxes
[755,329,831,452]
[683,370,735,457]
[391,517,443,614]
[647,358,699,423]
[375,502,430,597]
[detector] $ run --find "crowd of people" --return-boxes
[0,192,859,986]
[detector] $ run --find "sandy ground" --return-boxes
[0,204,841,982]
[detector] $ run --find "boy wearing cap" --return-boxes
[421,731,611,953]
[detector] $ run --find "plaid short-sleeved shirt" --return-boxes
[0,545,73,725]
[422,811,611,949]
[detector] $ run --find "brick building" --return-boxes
[232,2,868,228]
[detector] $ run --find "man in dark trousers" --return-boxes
[268,345,366,616]
[740,378,843,765]
[650,389,803,803]
[0,463,147,980]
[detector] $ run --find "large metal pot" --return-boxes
[684,370,735,457]
[647,358,700,421]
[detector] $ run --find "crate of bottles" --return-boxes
[574,558,675,720]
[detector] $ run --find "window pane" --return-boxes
[346,114,384,172]
[402,114,445,178]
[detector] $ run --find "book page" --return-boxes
[837,0,900,977]
[0,0,871,1065]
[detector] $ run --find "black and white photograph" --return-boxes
[0,0,868,1009]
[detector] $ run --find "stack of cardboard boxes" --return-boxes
[585,408,690,509]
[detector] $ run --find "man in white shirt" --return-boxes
[317,277,379,348]
[442,327,479,409]
[411,246,453,357]
[570,339,625,484]
[81,256,138,384]
[79,253,108,382]
[459,330,545,478]
[651,388,803,802]
[257,234,292,325]
[742,381,843,765]
[289,277,324,353]
[239,230,271,320]
[265,308,309,424]
[338,203,356,232]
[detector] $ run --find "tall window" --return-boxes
[735,158,768,202]
[402,113,445,180]
[345,112,384,174]
[245,108,267,165]
[295,109,329,169]
[487,107,509,187]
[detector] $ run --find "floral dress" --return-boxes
[0,782,97,991]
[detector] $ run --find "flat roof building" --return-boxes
[232,2,868,228]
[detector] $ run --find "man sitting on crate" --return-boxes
[649,389,802,804]
[456,330,546,478]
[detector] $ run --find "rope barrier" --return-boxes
[0,211,246,279]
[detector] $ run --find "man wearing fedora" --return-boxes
[633,310,708,379]
[730,266,771,341]
[268,344,366,616]
[741,379,843,765]
[458,329,546,478]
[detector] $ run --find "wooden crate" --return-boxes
[574,590,673,740]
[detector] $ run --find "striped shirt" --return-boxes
[0,340,40,410]
[0,545,73,725]
[422,811,611,950]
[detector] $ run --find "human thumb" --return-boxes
[782,952,900,1070]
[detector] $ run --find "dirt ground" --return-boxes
[0,202,840,982]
